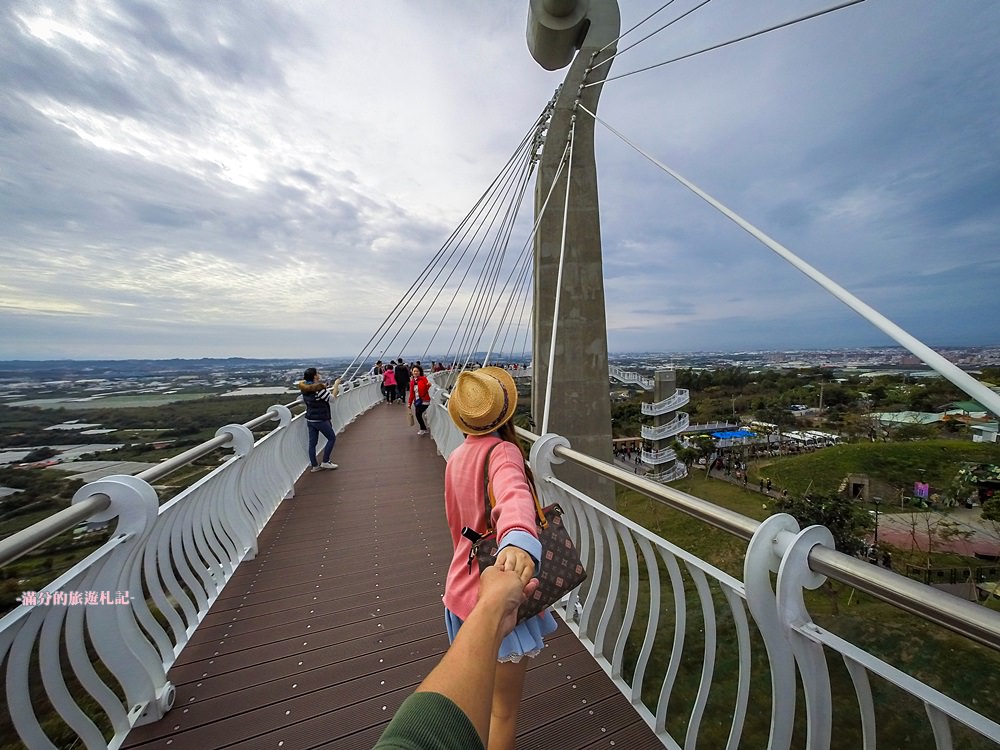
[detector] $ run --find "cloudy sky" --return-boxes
[1,0,997,360]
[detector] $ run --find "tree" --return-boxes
[774,491,872,556]
[23,446,58,462]
[675,444,700,469]
[688,435,715,467]
[773,491,873,616]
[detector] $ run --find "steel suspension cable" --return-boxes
[443,126,570,371]
[578,103,1000,418]
[589,0,713,73]
[454,133,572,370]
[481,217,537,364]
[400,135,534,362]
[595,0,681,57]
[492,251,532,359]
[517,292,534,366]
[453,94,564,366]
[453,162,535,369]
[412,107,552,366]
[462,161,538,366]
[381,119,542,365]
[540,116,577,435]
[441,151,535,368]
[490,247,535,361]
[343,111,545,379]
[585,0,866,87]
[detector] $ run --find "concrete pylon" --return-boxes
[527,0,620,507]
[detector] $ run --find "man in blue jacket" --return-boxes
[297,367,340,472]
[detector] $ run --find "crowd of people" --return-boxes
[368,358,433,434]
[365,359,529,439]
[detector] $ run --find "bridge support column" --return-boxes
[529,0,620,507]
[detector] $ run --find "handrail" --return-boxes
[0,377,384,749]
[0,494,112,568]
[640,446,677,464]
[640,412,690,440]
[640,388,690,415]
[608,364,654,390]
[0,403,297,568]
[515,426,1000,652]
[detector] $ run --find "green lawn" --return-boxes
[612,456,1000,748]
[750,440,1000,499]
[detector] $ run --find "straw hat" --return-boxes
[448,366,518,435]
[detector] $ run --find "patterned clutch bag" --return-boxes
[467,443,587,623]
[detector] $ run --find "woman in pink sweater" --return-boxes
[443,367,557,750]
[381,363,396,403]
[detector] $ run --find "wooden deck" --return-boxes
[122,403,662,749]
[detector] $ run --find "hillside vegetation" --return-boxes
[755,440,1000,500]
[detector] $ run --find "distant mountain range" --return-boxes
[1,346,997,381]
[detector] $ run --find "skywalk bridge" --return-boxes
[3,375,1000,749]
[5,1,1000,747]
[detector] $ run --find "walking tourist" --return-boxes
[297,367,339,472]
[441,366,557,750]
[409,365,432,435]
[382,363,397,403]
[394,358,410,404]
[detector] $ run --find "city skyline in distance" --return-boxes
[2,345,998,372]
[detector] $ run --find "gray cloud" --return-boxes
[0,0,997,359]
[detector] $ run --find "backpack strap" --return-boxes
[480,442,502,533]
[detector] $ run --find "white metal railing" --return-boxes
[640,447,677,465]
[645,462,689,483]
[641,389,690,416]
[641,412,690,441]
[0,376,382,749]
[519,432,1000,749]
[608,365,655,390]
[685,421,735,433]
[425,401,1000,746]
[7,376,1000,748]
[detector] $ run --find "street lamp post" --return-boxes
[873,496,881,551]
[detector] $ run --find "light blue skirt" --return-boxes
[445,607,558,663]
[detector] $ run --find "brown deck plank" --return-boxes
[122,402,664,749]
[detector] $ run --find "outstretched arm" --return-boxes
[414,568,537,744]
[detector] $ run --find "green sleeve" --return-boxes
[372,692,484,750]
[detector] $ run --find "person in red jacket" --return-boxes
[408,364,432,434]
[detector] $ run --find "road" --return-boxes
[874,506,1000,557]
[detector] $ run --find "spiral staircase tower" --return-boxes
[640,368,690,482]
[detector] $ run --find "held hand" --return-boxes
[478,567,540,636]
[494,546,535,586]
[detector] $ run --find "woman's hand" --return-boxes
[494,546,535,586]
[478,566,539,637]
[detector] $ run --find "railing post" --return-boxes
[776,524,837,750]
[72,475,175,727]
[743,513,800,750]
[528,431,570,482]
[215,423,260,561]
[268,404,296,501]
